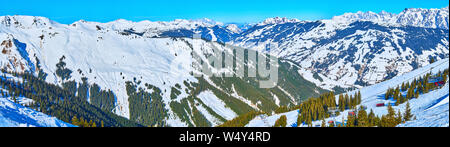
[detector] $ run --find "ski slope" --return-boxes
[246,110,298,127]
[246,58,449,127]
[0,97,74,127]
[398,90,449,127]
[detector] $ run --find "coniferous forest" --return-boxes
[0,57,141,127]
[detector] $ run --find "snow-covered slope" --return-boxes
[397,88,448,127]
[0,15,324,127]
[246,58,449,127]
[0,97,74,127]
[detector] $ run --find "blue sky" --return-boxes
[0,0,448,24]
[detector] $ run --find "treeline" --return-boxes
[90,83,116,112]
[217,111,264,127]
[0,71,141,127]
[0,55,142,127]
[71,116,103,127]
[55,56,117,112]
[325,101,413,127]
[337,91,362,111]
[297,91,361,126]
[385,69,448,106]
[273,115,287,127]
[218,91,362,127]
[127,81,168,127]
[205,68,447,127]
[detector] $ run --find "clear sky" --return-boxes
[0,0,448,24]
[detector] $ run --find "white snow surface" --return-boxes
[246,110,298,127]
[197,90,237,120]
[0,97,74,127]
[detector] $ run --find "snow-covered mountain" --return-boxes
[0,5,447,127]
[246,58,449,127]
[231,6,449,91]
[0,15,324,127]
[332,6,449,29]
[257,17,301,26]
[135,6,449,91]
[235,20,448,91]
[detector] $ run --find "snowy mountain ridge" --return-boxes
[332,6,449,29]
[230,6,449,91]
[257,17,301,26]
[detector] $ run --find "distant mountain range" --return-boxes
[116,6,448,90]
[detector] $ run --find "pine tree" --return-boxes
[382,104,396,127]
[347,114,355,127]
[83,119,89,127]
[357,106,368,127]
[368,109,376,127]
[274,115,287,127]
[12,95,17,103]
[396,110,403,124]
[344,94,350,110]
[403,101,413,121]
[297,114,302,126]
[414,91,420,99]
[357,91,362,105]
[71,116,79,126]
[385,89,390,100]
[395,96,400,106]
[401,83,406,91]
[79,117,85,127]
[339,94,345,111]
[89,120,94,127]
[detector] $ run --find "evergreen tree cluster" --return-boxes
[217,111,264,127]
[127,81,168,127]
[55,56,72,81]
[384,69,448,106]
[71,116,102,127]
[297,91,361,126]
[0,71,141,127]
[274,105,290,114]
[273,115,287,127]
[337,91,362,111]
[337,102,413,127]
[90,83,116,112]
